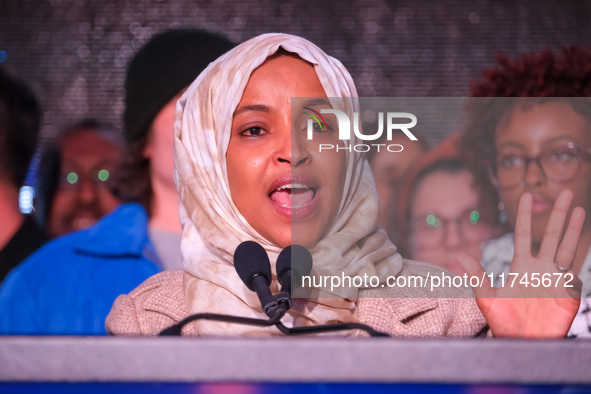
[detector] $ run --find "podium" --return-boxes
[1,336,590,392]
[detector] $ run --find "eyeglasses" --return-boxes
[488,142,591,190]
[409,207,493,251]
[59,169,112,189]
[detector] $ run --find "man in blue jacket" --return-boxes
[0,29,234,335]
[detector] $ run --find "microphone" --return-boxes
[159,241,284,336]
[160,242,389,337]
[272,245,389,338]
[276,244,313,296]
[233,241,289,319]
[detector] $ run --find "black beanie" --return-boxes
[124,29,235,145]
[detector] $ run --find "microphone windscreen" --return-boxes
[277,244,313,287]
[233,241,272,291]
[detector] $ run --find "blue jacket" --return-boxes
[0,203,161,335]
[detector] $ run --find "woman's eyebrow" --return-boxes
[234,104,271,116]
[544,135,584,144]
[303,98,331,108]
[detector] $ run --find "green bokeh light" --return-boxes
[426,214,440,228]
[67,172,78,184]
[469,210,480,224]
[97,169,110,182]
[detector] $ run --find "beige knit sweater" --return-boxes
[106,260,487,337]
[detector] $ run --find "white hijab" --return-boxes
[174,33,403,335]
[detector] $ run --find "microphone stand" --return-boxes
[159,308,286,336]
[160,243,389,337]
[160,311,389,337]
[274,321,389,337]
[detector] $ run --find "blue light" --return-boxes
[0,50,7,63]
[19,186,35,214]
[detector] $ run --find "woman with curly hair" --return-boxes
[461,47,591,338]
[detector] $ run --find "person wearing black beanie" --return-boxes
[114,29,235,219]
[124,29,234,145]
[111,29,235,270]
[0,29,235,335]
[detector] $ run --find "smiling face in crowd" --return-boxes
[49,128,122,237]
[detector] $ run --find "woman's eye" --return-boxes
[312,122,327,133]
[499,155,522,168]
[241,127,264,137]
[549,149,577,163]
[308,119,333,134]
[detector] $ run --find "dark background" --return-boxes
[1,0,590,145]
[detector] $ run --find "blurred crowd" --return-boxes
[0,28,590,338]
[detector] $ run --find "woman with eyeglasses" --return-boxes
[395,134,504,275]
[461,47,591,338]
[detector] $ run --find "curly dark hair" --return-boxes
[460,46,591,230]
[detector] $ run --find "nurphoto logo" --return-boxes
[304,107,418,153]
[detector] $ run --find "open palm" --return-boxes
[457,189,584,338]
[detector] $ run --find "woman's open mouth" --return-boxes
[268,175,320,218]
[270,183,317,208]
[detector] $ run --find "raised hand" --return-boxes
[457,189,584,338]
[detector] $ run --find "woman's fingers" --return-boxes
[456,251,496,299]
[537,189,574,263]
[514,193,533,259]
[554,206,586,271]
